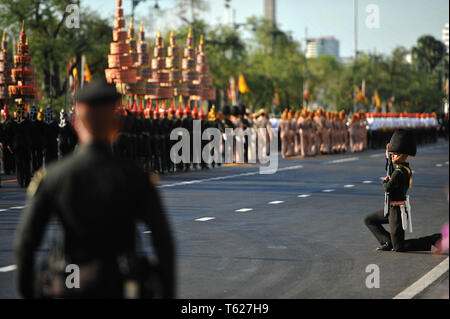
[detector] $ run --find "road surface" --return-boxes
[0,140,448,299]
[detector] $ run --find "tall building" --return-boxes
[264,0,276,26]
[306,37,340,59]
[443,23,449,55]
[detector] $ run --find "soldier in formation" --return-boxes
[0,104,77,187]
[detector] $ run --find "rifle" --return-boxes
[383,152,393,217]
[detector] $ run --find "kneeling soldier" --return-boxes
[364,130,442,252]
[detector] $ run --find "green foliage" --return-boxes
[0,3,447,114]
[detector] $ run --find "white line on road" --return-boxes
[0,265,17,272]
[393,257,449,299]
[143,231,152,234]
[195,217,216,222]
[268,201,284,205]
[370,153,385,158]
[436,164,443,167]
[322,189,335,193]
[344,184,355,188]
[10,206,25,210]
[235,208,253,213]
[298,194,311,198]
[322,157,359,165]
[362,181,373,184]
[157,165,304,189]
[0,209,8,212]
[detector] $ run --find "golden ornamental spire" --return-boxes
[21,20,25,34]
[170,29,175,38]
[129,17,134,30]
[140,21,143,33]
[157,27,161,38]
[200,34,204,45]
[187,27,192,39]
[2,31,5,42]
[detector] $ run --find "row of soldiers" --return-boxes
[278,108,367,159]
[1,101,444,188]
[0,105,78,188]
[112,103,272,173]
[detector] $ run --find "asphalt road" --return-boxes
[0,140,448,299]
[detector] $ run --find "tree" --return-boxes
[0,0,112,109]
[412,35,445,73]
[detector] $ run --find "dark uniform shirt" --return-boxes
[14,141,175,298]
[382,162,412,201]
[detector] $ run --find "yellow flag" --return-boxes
[374,90,381,108]
[238,74,250,94]
[274,87,280,106]
[84,58,92,83]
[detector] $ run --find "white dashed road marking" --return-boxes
[158,165,304,189]
[436,164,443,167]
[322,157,359,165]
[370,154,385,158]
[0,209,8,212]
[362,181,373,184]
[322,189,335,193]
[10,206,25,210]
[0,265,17,273]
[344,184,355,188]
[195,217,216,222]
[235,208,253,213]
[143,231,152,234]
[298,194,311,198]
[268,201,284,205]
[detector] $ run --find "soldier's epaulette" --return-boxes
[27,167,47,198]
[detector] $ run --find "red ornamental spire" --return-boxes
[126,98,130,111]
[161,100,167,116]
[132,96,137,113]
[169,98,175,115]
[138,97,143,113]
[198,104,204,119]
[176,99,183,118]
[184,99,191,116]
[192,101,198,119]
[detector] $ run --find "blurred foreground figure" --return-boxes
[364,130,441,252]
[14,78,175,299]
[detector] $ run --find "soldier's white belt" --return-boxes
[391,196,413,233]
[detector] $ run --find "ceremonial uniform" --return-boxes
[8,105,32,188]
[43,108,59,165]
[364,130,441,252]
[57,110,78,158]
[29,107,44,173]
[14,78,175,299]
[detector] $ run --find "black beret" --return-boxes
[232,105,240,116]
[389,129,417,156]
[222,105,231,116]
[239,104,247,115]
[75,77,121,105]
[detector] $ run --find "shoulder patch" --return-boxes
[27,167,47,198]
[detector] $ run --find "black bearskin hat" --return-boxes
[389,129,417,156]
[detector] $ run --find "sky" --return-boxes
[88,0,449,58]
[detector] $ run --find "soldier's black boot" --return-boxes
[430,233,442,247]
[376,242,393,251]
